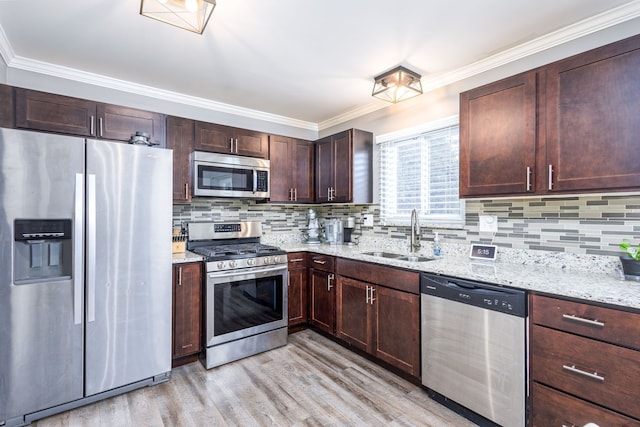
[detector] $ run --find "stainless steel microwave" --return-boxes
[192,151,270,199]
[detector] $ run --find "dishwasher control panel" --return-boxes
[421,273,527,317]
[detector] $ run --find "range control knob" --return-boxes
[273,256,281,264]
[229,260,237,268]
[263,257,272,265]
[217,261,225,270]
[247,258,255,266]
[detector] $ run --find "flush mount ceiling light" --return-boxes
[372,66,423,103]
[140,0,216,34]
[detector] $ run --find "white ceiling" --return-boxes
[0,0,638,129]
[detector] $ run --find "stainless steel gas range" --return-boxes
[187,221,288,369]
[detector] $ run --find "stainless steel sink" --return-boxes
[361,251,435,262]
[360,251,404,258]
[397,255,435,262]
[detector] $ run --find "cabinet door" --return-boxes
[459,71,537,197]
[172,262,202,359]
[0,84,14,129]
[15,88,96,137]
[269,135,293,202]
[315,136,333,202]
[97,104,165,146]
[546,34,640,192]
[332,131,352,202]
[336,276,370,352]
[293,139,314,203]
[309,268,335,334]
[373,286,420,377]
[234,128,269,158]
[194,121,234,153]
[166,116,194,203]
[287,253,308,327]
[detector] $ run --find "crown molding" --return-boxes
[318,0,640,131]
[1,1,639,133]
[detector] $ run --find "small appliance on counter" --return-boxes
[324,218,344,245]
[302,208,321,244]
[342,217,356,244]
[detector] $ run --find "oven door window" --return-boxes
[214,275,284,336]
[197,165,253,192]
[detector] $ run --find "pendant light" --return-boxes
[140,0,216,34]
[372,66,423,103]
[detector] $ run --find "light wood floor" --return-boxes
[33,330,476,426]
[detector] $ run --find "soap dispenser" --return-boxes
[433,232,442,257]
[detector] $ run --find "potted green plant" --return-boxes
[619,239,640,280]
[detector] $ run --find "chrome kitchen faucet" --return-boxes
[410,209,421,252]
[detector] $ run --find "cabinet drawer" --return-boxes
[532,382,640,427]
[308,254,334,272]
[336,258,419,294]
[531,294,640,349]
[531,325,640,419]
[287,252,307,267]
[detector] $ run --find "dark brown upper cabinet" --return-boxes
[0,84,15,129]
[269,135,313,203]
[460,33,640,198]
[166,116,195,203]
[315,129,372,204]
[194,121,268,158]
[14,88,165,146]
[459,71,537,197]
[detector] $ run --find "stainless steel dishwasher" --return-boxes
[421,273,527,427]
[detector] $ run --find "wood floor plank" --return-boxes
[32,330,477,426]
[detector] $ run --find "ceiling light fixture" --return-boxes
[372,66,423,103]
[140,0,216,34]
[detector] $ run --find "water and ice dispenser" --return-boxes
[13,219,73,284]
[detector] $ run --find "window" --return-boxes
[378,117,465,227]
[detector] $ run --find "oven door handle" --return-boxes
[207,264,287,279]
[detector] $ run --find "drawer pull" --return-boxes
[562,314,605,328]
[563,424,600,427]
[289,258,305,262]
[562,364,605,382]
[313,259,327,265]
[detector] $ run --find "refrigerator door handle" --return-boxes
[74,173,84,325]
[87,174,97,323]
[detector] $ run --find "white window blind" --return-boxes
[379,124,464,226]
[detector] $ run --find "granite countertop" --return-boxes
[278,242,640,311]
[172,250,205,264]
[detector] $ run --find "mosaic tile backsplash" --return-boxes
[173,194,640,258]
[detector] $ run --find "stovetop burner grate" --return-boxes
[191,242,285,261]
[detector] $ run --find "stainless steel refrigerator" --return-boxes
[0,128,173,426]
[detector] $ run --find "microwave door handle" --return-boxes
[253,169,257,194]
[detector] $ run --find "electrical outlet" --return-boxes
[479,215,498,232]
[362,214,374,227]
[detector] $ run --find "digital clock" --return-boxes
[469,244,497,261]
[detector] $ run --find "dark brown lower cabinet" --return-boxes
[0,84,14,128]
[287,252,307,329]
[309,267,335,335]
[532,383,640,427]
[336,274,420,378]
[530,294,640,424]
[172,262,203,366]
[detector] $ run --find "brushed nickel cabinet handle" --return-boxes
[369,286,375,304]
[327,273,334,291]
[289,258,304,262]
[98,117,103,137]
[562,314,605,328]
[366,285,370,304]
[181,343,193,349]
[562,364,604,382]
[185,183,189,199]
[230,138,234,153]
[526,166,532,191]
[313,259,326,265]
[178,267,183,286]
[548,164,554,190]
[293,188,297,201]
[90,115,95,136]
